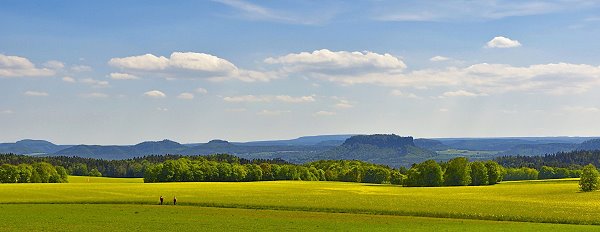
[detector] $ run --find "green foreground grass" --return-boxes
[0,204,597,232]
[1,176,600,231]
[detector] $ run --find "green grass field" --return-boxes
[0,176,599,231]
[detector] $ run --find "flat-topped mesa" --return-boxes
[342,134,415,148]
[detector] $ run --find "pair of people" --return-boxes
[159,196,176,205]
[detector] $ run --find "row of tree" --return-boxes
[143,159,399,184]
[0,153,287,178]
[0,162,68,183]
[403,158,503,187]
[496,150,600,169]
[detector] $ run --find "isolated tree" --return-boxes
[579,164,600,192]
[444,157,471,186]
[470,161,488,186]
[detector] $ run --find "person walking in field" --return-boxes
[160,196,164,205]
[173,196,177,205]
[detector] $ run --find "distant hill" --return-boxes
[239,134,355,146]
[497,143,578,156]
[0,140,71,155]
[578,139,600,151]
[314,134,438,167]
[414,139,450,151]
[53,140,186,159]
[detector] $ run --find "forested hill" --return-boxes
[342,134,415,148]
[314,134,437,167]
[495,150,600,169]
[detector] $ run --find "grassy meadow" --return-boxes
[0,176,599,231]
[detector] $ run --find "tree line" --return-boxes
[0,153,287,178]
[0,162,68,183]
[496,150,600,169]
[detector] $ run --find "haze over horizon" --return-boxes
[2,0,600,144]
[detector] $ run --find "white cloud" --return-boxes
[109,72,139,80]
[156,107,169,112]
[303,60,600,96]
[442,90,487,97]
[313,111,336,116]
[224,95,316,103]
[256,109,291,116]
[223,95,269,103]
[43,60,65,69]
[0,110,14,114]
[82,93,109,98]
[390,89,420,99]
[274,95,315,103]
[109,52,273,82]
[80,78,110,88]
[0,54,55,77]
[24,91,48,97]
[109,54,169,70]
[486,36,522,48]
[62,76,76,83]
[265,49,406,72]
[334,99,354,108]
[177,92,194,100]
[563,106,600,113]
[144,90,167,98]
[430,56,450,62]
[196,88,208,94]
[71,65,92,72]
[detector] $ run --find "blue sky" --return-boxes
[1,0,600,144]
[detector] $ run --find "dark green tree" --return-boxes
[579,164,600,192]
[470,161,488,186]
[443,157,471,186]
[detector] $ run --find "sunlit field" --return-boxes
[0,176,599,231]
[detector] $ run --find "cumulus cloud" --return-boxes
[305,61,600,96]
[0,109,14,114]
[24,91,49,97]
[390,90,420,99]
[334,99,354,108]
[265,49,406,73]
[274,95,315,103]
[109,72,139,80]
[71,65,92,72]
[80,78,110,88]
[144,90,167,98]
[62,76,76,83]
[486,36,521,48]
[313,111,336,116]
[109,52,274,82]
[177,92,194,100]
[223,95,316,103]
[43,60,65,69]
[442,90,487,97]
[430,56,450,62]
[0,54,55,77]
[196,88,208,94]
